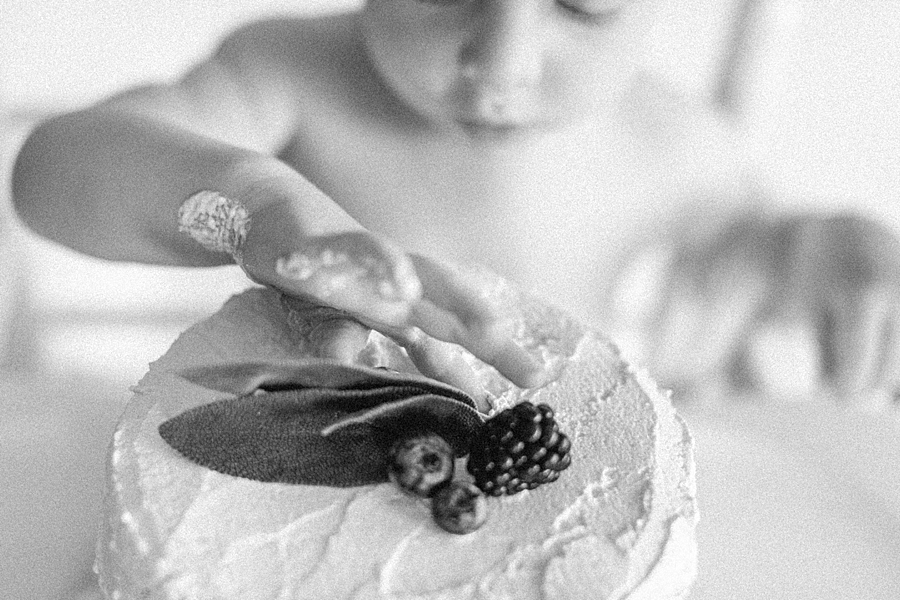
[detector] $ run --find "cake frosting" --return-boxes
[96,287,697,599]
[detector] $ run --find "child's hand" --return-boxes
[778,214,900,399]
[239,223,549,399]
[614,212,900,404]
[612,215,779,391]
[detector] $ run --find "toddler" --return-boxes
[12,0,900,402]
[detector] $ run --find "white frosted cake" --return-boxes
[97,287,697,599]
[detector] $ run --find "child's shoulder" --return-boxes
[214,12,364,79]
[207,11,390,119]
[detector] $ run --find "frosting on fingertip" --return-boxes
[275,249,419,303]
[276,249,345,281]
[178,191,250,256]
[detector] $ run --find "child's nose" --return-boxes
[458,1,544,94]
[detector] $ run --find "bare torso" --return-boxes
[251,14,747,326]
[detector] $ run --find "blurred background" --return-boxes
[1,1,898,599]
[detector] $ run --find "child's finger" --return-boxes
[469,334,550,389]
[647,274,761,388]
[874,314,900,397]
[409,256,509,337]
[406,257,550,388]
[828,288,893,394]
[402,295,549,389]
[281,295,372,363]
[281,292,490,399]
[827,293,900,412]
[642,282,706,385]
[304,318,372,364]
[382,326,490,410]
[272,231,422,326]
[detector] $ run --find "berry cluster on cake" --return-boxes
[97,287,697,599]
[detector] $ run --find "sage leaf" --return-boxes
[159,361,484,487]
[177,360,474,404]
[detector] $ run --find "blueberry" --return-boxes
[431,481,488,535]
[387,433,454,498]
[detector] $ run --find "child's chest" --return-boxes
[281,117,745,324]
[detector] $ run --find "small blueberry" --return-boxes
[431,481,488,535]
[387,433,455,497]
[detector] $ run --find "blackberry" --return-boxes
[388,433,455,498]
[466,402,572,496]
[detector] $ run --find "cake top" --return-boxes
[97,287,697,600]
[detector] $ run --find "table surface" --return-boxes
[2,366,898,600]
[681,399,900,600]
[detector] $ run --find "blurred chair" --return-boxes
[0,109,38,370]
[0,108,115,600]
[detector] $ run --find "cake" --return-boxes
[96,286,698,599]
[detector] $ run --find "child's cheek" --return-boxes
[361,4,463,115]
[540,56,633,122]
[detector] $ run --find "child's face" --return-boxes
[361,0,659,140]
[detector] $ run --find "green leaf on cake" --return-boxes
[158,361,484,487]
[177,360,474,402]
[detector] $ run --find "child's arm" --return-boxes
[11,23,549,394]
[12,23,313,266]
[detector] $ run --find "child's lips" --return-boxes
[454,116,545,140]
[457,117,521,130]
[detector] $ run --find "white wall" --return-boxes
[1,0,361,108]
[746,1,900,226]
